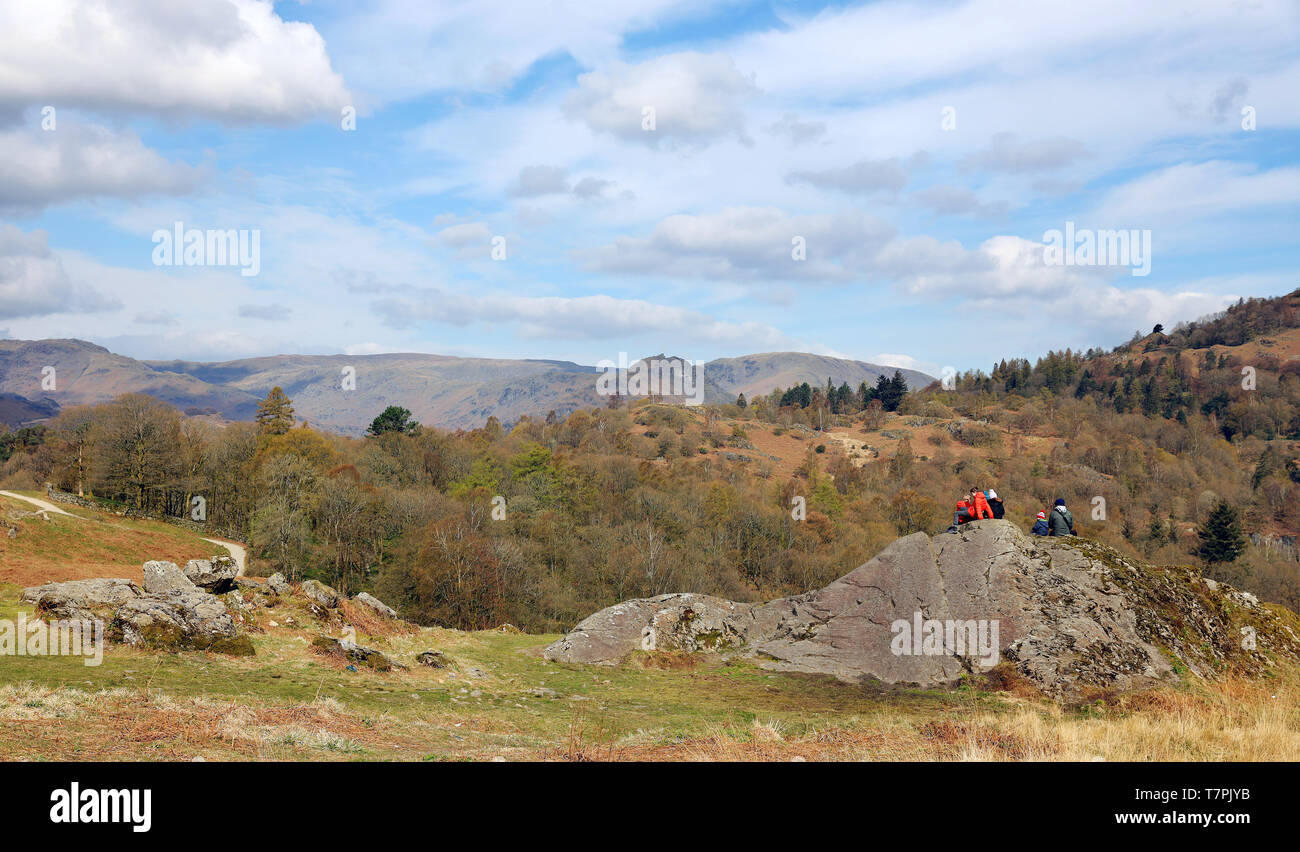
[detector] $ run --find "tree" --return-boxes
[255,387,295,435]
[367,405,419,437]
[1152,323,1164,335]
[736,393,747,409]
[97,394,181,508]
[1196,500,1246,564]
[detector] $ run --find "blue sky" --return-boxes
[1,0,1298,376]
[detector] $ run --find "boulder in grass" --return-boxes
[352,592,397,619]
[312,635,400,671]
[267,573,290,595]
[111,588,253,656]
[22,578,144,614]
[300,579,340,608]
[416,650,451,668]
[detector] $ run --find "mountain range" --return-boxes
[0,339,934,435]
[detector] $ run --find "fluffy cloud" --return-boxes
[0,124,202,211]
[564,52,756,146]
[0,226,120,318]
[0,0,349,122]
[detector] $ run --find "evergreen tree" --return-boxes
[367,405,420,436]
[1196,501,1247,564]
[255,386,295,435]
[736,393,747,409]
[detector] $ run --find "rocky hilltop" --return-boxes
[544,521,1300,698]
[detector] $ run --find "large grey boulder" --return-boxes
[111,587,252,655]
[142,561,197,595]
[544,520,1300,698]
[22,578,144,615]
[352,592,397,619]
[183,557,238,593]
[300,579,340,608]
[266,572,289,595]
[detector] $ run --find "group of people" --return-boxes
[947,488,1076,536]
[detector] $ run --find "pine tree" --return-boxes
[736,393,747,409]
[255,387,295,435]
[1196,501,1246,564]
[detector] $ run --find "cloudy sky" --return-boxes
[1,0,1298,375]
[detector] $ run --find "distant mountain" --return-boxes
[0,391,59,428]
[0,339,934,435]
[704,352,933,403]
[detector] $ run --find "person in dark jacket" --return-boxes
[1048,498,1075,536]
[987,488,1005,519]
[1031,510,1050,536]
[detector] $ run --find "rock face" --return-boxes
[544,521,1300,698]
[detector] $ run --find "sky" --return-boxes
[1,0,1298,377]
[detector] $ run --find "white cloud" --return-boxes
[0,124,202,211]
[0,226,120,319]
[0,0,349,122]
[564,51,756,146]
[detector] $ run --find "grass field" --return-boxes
[2,497,1298,762]
[0,495,231,587]
[2,579,1297,762]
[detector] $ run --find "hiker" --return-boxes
[986,488,1005,520]
[1048,498,1075,536]
[968,487,993,520]
[952,499,972,528]
[1031,510,1050,536]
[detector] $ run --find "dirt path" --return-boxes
[0,490,74,517]
[204,538,247,575]
[1,490,246,575]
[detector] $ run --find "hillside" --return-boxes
[0,340,931,434]
[2,511,1298,761]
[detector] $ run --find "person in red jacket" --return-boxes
[968,487,993,520]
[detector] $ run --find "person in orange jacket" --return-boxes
[968,487,993,520]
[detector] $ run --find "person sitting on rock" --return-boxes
[986,488,1005,519]
[947,499,973,532]
[1048,498,1075,536]
[1031,510,1050,536]
[968,487,993,520]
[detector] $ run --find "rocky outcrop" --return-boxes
[112,588,253,655]
[267,572,289,595]
[544,521,1300,698]
[182,557,238,593]
[22,578,144,621]
[300,579,340,608]
[142,560,196,595]
[352,591,397,619]
[22,562,255,656]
